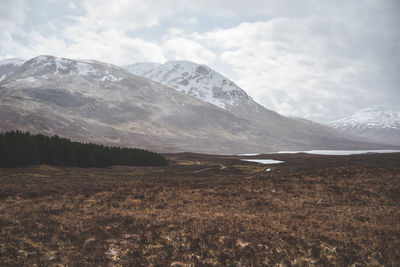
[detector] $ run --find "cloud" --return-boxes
[0,0,399,122]
[157,27,218,65]
[162,35,216,64]
[0,0,27,45]
[79,0,182,31]
[0,0,27,28]
[193,10,400,122]
[0,0,214,65]
[25,28,167,65]
[69,2,76,9]
[0,0,169,64]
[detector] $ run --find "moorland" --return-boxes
[0,152,399,266]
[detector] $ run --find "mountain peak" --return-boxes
[23,55,93,74]
[331,106,400,129]
[124,60,255,110]
[162,60,210,71]
[329,106,400,145]
[14,55,130,83]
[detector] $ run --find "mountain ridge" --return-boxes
[124,59,399,148]
[0,55,395,153]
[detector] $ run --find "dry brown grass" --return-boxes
[0,153,399,266]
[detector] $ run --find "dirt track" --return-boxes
[0,152,399,266]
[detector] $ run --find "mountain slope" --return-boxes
[329,107,400,145]
[0,55,393,154]
[0,56,262,153]
[124,60,396,149]
[0,58,25,82]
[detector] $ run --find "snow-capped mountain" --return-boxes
[0,55,394,153]
[2,55,257,153]
[124,61,260,112]
[329,107,400,145]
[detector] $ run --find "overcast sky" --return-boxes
[1,0,399,123]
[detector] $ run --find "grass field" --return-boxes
[0,152,399,266]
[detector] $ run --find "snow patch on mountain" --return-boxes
[99,72,122,82]
[54,58,69,73]
[16,76,38,83]
[75,61,96,75]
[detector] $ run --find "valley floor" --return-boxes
[0,152,399,266]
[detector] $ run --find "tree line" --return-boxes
[0,131,169,168]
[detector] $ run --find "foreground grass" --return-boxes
[0,153,399,266]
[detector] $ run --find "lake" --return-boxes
[275,150,400,155]
[240,159,284,164]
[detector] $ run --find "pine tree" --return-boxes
[0,131,169,168]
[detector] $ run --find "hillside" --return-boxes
[0,55,393,154]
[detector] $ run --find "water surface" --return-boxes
[241,159,284,164]
[276,150,400,155]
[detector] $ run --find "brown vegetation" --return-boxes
[0,152,399,266]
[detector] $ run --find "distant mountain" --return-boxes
[329,107,400,145]
[0,55,393,154]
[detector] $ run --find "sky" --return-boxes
[1,0,399,123]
